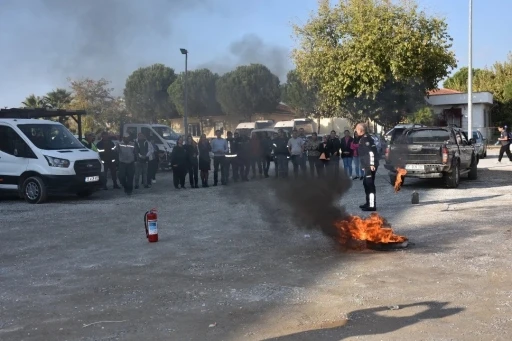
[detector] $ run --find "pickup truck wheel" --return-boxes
[468,156,478,180]
[443,161,460,188]
[22,176,48,204]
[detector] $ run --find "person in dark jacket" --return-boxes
[318,135,331,177]
[305,132,321,177]
[356,123,379,211]
[249,134,263,178]
[170,136,188,189]
[185,135,199,188]
[340,130,354,178]
[238,135,251,181]
[198,134,211,187]
[134,133,152,189]
[273,129,289,178]
[117,133,137,195]
[96,131,120,190]
[328,130,341,177]
[260,133,273,178]
[225,131,239,183]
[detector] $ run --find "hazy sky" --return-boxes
[0,0,510,108]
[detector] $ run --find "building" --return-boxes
[167,103,296,138]
[426,89,494,139]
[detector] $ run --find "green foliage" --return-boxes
[22,94,47,108]
[44,88,73,109]
[124,63,177,122]
[281,69,318,116]
[215,64,281,120]
[442,67,487,92]
[167,68,222,119]
[292,0,457,123]
[68,78,124,132]
[404,106,436,125]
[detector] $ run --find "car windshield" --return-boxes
[295,122,314,134]
[18,124,84,150]
[462,131,478,140]
[401,129,452,144]
[153,126,179,141]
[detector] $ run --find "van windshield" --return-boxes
[153,126,179,141]
[255,121,274,129]
[295,122,314,134]
[18,124,84,150]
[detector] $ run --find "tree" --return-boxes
[281,69,319,116]
[124,63,177,122]
[404,106,436,125]
[292,0,457,124]
[68,78,122,133]
[44,88,73,109]
[167,68,222,131]
[22,94,47,108]
[215,64,281,120]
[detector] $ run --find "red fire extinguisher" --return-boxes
[144,208,158,242]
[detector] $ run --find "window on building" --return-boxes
[188,123,201,137]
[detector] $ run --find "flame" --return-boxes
[334,213,407,245]
[394,167,407,193]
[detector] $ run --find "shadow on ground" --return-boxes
[262,301,464,341]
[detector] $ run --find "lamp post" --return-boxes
[467,0,473,138]
[180,48,189,137]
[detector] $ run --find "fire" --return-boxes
[334,213,407,245]
[394,167,407,193]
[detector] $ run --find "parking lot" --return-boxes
[1,150,511,341]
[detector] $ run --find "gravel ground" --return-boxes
[1,150,511,341]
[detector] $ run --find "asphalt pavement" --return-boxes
[1,150,511,341]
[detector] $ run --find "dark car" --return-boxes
[385,127,478,188]
[463,130,488,159]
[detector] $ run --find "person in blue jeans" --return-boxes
[351,132,364,180]
[340,130,353,177]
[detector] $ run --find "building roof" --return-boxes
[428,88,463,96]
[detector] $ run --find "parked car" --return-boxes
[463,130,488,159]
[385,126,478,188]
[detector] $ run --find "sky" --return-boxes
[0,0,510,108]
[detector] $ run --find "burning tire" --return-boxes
[443,160,460,188]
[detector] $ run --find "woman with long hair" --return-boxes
[185,135,199,188]
[198,134,212,187]
[170,136,188,189]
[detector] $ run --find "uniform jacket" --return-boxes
[117,141,136,164]
[96,139,117,163]
[81,139,98,152]
[273,137,289,156]
[357,134,379,170]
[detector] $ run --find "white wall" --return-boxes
[430,103,492,139]
[318,118,352,135]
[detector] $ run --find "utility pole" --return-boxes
[180,48,189,137]
[467,0,473,138]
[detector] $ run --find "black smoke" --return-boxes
[198,34,292,82]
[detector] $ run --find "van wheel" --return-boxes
[76,190,93,198]
[443,161,460,188]
[468,155,478,180]
[22,176,47,204]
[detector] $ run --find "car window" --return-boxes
[402,129,452,144]
[0,125,31,156]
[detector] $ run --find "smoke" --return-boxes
[198,34,292,82]
[0,0,216,95]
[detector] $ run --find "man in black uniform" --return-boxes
[225,131,239,183]
[355,123,379,211]
[96,131,120,190]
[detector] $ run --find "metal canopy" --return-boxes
[0,108,88,140]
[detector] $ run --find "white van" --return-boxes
[235,120,275,137]
[122,123,180,170]
[0,118,104,204]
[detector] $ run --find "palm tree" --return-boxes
[44,88,73,109]
[22,94,47,108]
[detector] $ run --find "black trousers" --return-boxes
[363,167,377,208]
[147,158,158,183]
[188,160,199,186]
[250,156,263,176]
[118,162,135,193]
[102,161,118,187]
[225,156,238,182]
[173,166,186,188]
[290,155,301,178]
[238,157,250,180]
[213,156,226,185]
[318,160,329,177]
[308,156,321,177]
[498,144,512,162]
[262,156,271,176]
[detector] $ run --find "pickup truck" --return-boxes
[384,127,478,188]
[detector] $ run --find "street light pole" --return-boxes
[467,0,473,138]
[180,48,189,137]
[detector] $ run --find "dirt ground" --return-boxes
[1,150,511,341]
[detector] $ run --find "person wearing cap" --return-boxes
[81,132,98,152]
[117,133,137,195]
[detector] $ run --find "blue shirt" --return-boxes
[210,138,228,156]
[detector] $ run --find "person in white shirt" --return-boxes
[287,129,305,178]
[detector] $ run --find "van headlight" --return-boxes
[44,155,70,168]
